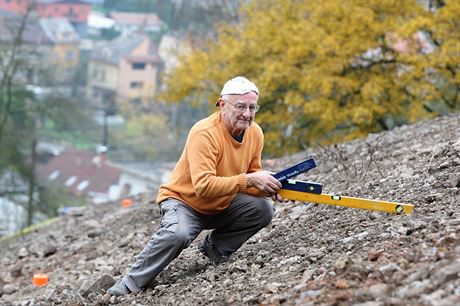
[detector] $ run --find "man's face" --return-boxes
[219,92,259,136]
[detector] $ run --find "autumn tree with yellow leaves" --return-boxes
[160,0,459,156]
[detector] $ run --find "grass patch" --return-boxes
[0,217,60,244]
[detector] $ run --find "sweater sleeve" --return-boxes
[187,130,247,199]
[247,132,264,173]
[243,127,267,197]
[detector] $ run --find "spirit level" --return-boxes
[281,179,322,194]
[274,158,414,214]
[273,157,316,182]
[278,189,414,214]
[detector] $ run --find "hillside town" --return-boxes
[0,0,198,235]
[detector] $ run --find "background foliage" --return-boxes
[161,0,459,156]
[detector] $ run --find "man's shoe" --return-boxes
[198,237,229,266]
[107,279,131,296]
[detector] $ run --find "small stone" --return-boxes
[302,269,315,282]
[397,226,410,235]
[265,282,281,293]
[453,139,460,153]
[334,255,350,272]
[3,283,19,294]
[79,274,115,297]
[334,279,349,289]
[397,280,428,298]
[9,263,22,278]
[18,247,29,258]
[379,263,400,276]
[367,250,383,261]
[101,293,111,303]
[454,245,460,254]
[42,244,58,258]
[448,175,460,188]
[368,283,390,299]
[432,260,460,285]
[300,290,322,299]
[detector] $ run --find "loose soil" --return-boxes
[1,113,459,306]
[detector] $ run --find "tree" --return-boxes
[160,0,460,156]
[0,10,88,227]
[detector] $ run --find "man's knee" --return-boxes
[253,197,275,227]
[171,228,194,248]
[157,226,193,249]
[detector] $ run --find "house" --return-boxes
[158,34,191,74]
[87,11,115,37]
[0,0,91,38]
[0,9,81,85]
[86,34,163,111]
[36,148,171,204]
[0,10,53,85]
[36,149,121,204]
[39,17,80,83]
[110,12,162,36]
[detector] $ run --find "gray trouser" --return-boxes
[122,193,274,292]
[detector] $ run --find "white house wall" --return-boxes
[119,173,156,196]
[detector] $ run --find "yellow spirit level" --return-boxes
[279,188,414,214]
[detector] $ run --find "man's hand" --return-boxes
[270,192,292,203]
[246,171,282,194]
[246,171,291,203]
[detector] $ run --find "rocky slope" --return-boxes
[1,113,459,306]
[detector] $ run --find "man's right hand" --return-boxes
[246,171,282,194]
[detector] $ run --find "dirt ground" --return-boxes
[1,113,459,306]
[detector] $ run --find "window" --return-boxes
[65,68,73,78]
[132,63,146,70]
[48,170,60,181]
[65,176,77,187]
[65,50,74,61]
[130,81,143,89]
[77,180,89,191]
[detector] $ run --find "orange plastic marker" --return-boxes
[122,198,133,208]
[33,273,48,287]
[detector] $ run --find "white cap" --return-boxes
[216,76,259,106]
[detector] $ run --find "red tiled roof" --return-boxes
[36,149,121,195]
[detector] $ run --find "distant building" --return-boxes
[0,0,91,38]
[87,11,115,37]
[110,12,162,36]
[36,148,171,204]
[0,10,53,85]
[158,34,191,74]
[0,7,81,85]
[40,17,80,84]
[86,34,163,111]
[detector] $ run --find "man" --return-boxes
[107,76,283,296]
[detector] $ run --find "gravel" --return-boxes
[1,113,459,306]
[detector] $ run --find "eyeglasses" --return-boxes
[223,100,260,113]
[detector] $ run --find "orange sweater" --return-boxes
[156,111,264,214]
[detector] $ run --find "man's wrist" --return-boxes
[245,173,253,187]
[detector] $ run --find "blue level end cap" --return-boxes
[281,179,322,194]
